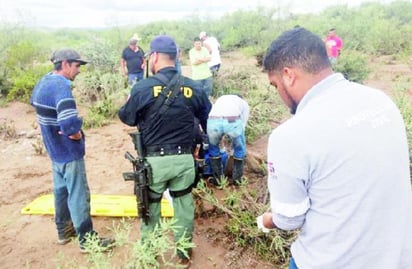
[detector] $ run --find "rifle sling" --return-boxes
[169,185,193,198]
[147,72,181,118]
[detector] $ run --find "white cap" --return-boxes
[199,31,207,39]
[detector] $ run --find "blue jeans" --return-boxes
[52,158,93,242]
[210,64,220,76]
[207,118,246,159]
[289,257,298,269]
[128,72,144,85]
[197,76,213,97]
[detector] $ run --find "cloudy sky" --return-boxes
[0,0,398,29]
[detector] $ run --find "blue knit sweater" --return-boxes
[30,72,85,163]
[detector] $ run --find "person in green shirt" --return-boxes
[189,37,213,97]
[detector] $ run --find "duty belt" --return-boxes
[145,144,193,157]
[209,116,240,122]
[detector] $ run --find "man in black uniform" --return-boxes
[118,35,212,262]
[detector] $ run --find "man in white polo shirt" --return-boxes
[257,27,412,269]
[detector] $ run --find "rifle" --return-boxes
[122,132,152,224]
[144,56,149,79]
[193,144,204,188]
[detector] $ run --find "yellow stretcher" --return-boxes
[21,194,174,217]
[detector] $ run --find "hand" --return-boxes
[256,215,271,233]
[202,134,209,150]
[58,130,82,140]
[68,131,82,140]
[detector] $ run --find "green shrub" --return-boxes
[213,67,288,143]
[6,65,51,102]
[75,70,127,104]
[81,37,121,74]
[0,68,12,98]
[2,40,49,101]
[215,8,276,51]
[394,87,412,182]
[334,49,370,83]
[56,218,194,269]
[83,98,118,129]
[194,181,297,267]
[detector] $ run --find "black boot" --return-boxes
[232,158,244,185]
[209,157,223,185]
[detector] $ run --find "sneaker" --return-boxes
[57,225,77,245]
[79,237,116,253]
[57,237,73,245]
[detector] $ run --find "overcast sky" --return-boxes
[0,0,398,29]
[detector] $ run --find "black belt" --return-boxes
[209,116,240,122]
[145,144,193,157]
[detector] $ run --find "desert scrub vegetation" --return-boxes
[213,66,289,143]
[1,1,412,268]
[193,181,297,268]
[3,1,412,103]
[0,119,17,140]
[393,82,412,182]
[334,49,370,83]
[55,181,296,268]
[74,71,129,129]
[55,218,194,269]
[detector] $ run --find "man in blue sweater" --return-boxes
[30,49,114,253]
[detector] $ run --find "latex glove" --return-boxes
[256,215,271,233]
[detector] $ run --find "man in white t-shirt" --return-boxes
[199,31,221,75]
[207,94,249,185]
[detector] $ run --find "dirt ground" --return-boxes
[0,54,411,269]
[0,52,273,269]
[0,100,274,269]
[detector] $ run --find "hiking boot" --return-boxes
[79,237,116,253]
[57,224,77,245]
